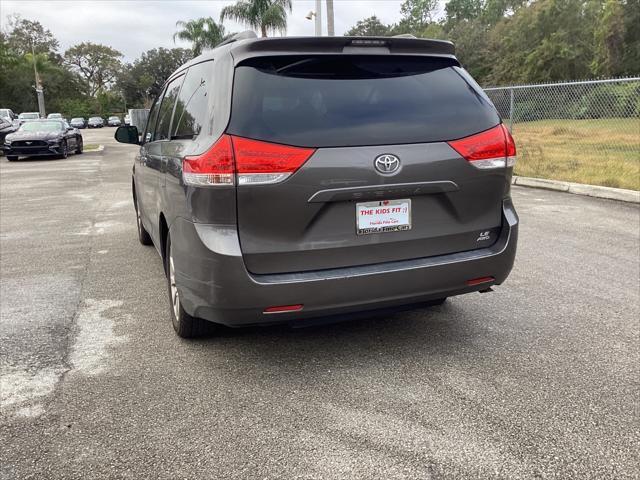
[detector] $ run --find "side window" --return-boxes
[172,61,214,139]
[144,97,161,144]
[155,75,184,141]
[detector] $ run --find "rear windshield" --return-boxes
[228,56,499,147]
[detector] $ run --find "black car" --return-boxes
[115,33,518,338]
[70,117,87,129]
[107,116,122,127]
[3,120,83,160]
[87,116,104,128]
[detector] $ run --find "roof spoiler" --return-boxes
[231,36,456,64]
[217,30,258,48]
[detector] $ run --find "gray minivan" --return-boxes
[115,33,518,338]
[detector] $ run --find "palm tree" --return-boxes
[173,18,228,56]
[220,0,292,38]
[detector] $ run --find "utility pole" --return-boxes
[326,0,335,36]
[315,0,322,36]
[31,42,46,118]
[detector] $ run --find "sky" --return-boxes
[0,0,408,62]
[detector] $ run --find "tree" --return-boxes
[445,0,483,24]
[592,0,626,76]
[447,19,492,82]
[399,0,439,29]
[486,0,598,85]
[220,0,292,37]
[117,48,193,108]
[64,43,122,96]
[621,0,640,75]
[345,16,391,36]
[173,17,228,56]
[5,17,59,56]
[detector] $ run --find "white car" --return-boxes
[124,114,131,125]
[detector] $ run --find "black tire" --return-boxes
[58,140,68,159]
[6,155,18,161]
[166,234,213,338]
[75,137,83,154]
[134,195,153,246]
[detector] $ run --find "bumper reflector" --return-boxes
[466,276,495,286]
[263,304,304,314]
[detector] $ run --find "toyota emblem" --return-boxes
[374,154,401,175]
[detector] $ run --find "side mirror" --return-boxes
[115,125,140,145]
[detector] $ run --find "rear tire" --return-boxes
[75,137,83,154]
[6,155,18,161]
[166,234,214,338]
[134,196,153,246]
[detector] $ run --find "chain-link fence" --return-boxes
[484,77,640,190]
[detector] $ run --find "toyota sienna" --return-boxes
[115,33,519,338]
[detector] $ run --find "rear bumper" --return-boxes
[171,199,518,326]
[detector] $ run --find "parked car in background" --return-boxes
[0,108,19,125]
[18,112,41,124]
[47,113,63,120]
[115,34,518,338]
[3,119,83,161]
[87,116,104,128]
[107,115,121,127]
[124,114,131,125]
[0,117,19,149]
[70,117,87,129]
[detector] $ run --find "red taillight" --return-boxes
[263,304,304,314]
[447,124,517,170]
[182,135,316,186]
[466,276,495,286]
[504,125,517,167]
[182,134,235,185]
[232,136,315,185]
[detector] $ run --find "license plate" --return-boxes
[356,199,411,235]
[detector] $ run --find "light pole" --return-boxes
[326,0,334,36]
[305,0,322,36]
[31,43,46,117]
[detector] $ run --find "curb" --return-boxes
[513,176,639,204]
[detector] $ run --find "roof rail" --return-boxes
[392,34,417,39]
[217,30,258,47]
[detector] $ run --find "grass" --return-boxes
[83,144,100,151]
[511,118,640,191]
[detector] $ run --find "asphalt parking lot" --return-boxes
[1,127,638,479]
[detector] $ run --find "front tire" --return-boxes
[6,155,18,161]
[75,137,83,154]
[166,235,213,338]
[58,140,68,159]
